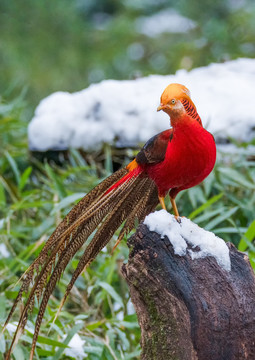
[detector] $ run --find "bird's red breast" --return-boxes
[145,115,216,197]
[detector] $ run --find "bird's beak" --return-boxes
[157,104,164,112]
[157,104,169,112]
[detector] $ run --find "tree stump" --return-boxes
[122,223,255,360]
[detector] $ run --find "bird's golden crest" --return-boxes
[157,83,198,121]
[160,83,192,105]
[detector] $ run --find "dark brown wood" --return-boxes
[122,224,255,360]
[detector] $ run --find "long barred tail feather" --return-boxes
[51,177,159,330]
[2,168,129,335]
[5,171,137,358]
[52,176,158,322]
[4,166,159,359]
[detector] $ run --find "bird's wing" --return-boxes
[136,129,173,165]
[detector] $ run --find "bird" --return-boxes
[2,83,216,359]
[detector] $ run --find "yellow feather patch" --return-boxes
[127,159,139,172]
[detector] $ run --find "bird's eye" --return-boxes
[171,99,176,104]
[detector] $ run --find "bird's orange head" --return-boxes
[157,83,201,125]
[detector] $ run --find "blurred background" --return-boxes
[1,0,255,108]
[0,1,255,359]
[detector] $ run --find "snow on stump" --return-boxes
[122,210,255,360]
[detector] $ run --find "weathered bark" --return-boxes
[122,224,255,360]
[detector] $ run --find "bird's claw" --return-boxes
[175,216,181,223]
[175,216,185,224]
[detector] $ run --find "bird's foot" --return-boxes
[175,215,181,223]
[174,216,185,224]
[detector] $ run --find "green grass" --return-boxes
[0,96,254,359]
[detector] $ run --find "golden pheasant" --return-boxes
[3,83,216,359]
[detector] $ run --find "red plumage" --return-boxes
[146,116,216,198]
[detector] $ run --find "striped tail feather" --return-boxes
[45,176,159,330]
[2,167,129,337]
[4,166,159,359]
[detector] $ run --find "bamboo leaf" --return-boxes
[0,183,6,207]
[18,166,32,191]
[45,163,67,198]
[218,167,255,189]
[238,220,255,252]
[98,282,124,307]
[13,345,25,360]
[50,192,85,214]
[52,323,83,360]
[205,206,238,231]
[26,331,69,348]
[4,151,20,186]
[193,207,226,224]
[189,193,223,220]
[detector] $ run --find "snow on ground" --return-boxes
[28,58,255,152]
[0,243,10,258]
[5,323,17,335]
[5,322,87,359]
[64,333,87,359]
[5,321,34,335]
[144,210,231,271]
[135,9,196,37]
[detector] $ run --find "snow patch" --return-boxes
[6,321,34,335]
[136,9,196,37]
[6,323,17,335]
[64,333,87,359]
[28,58,255,151]
[144,210,231,272]
[0,243,10,258]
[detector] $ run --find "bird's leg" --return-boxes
[158,196,166,210]
[170,197,181,223]
[159,195,181,223]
